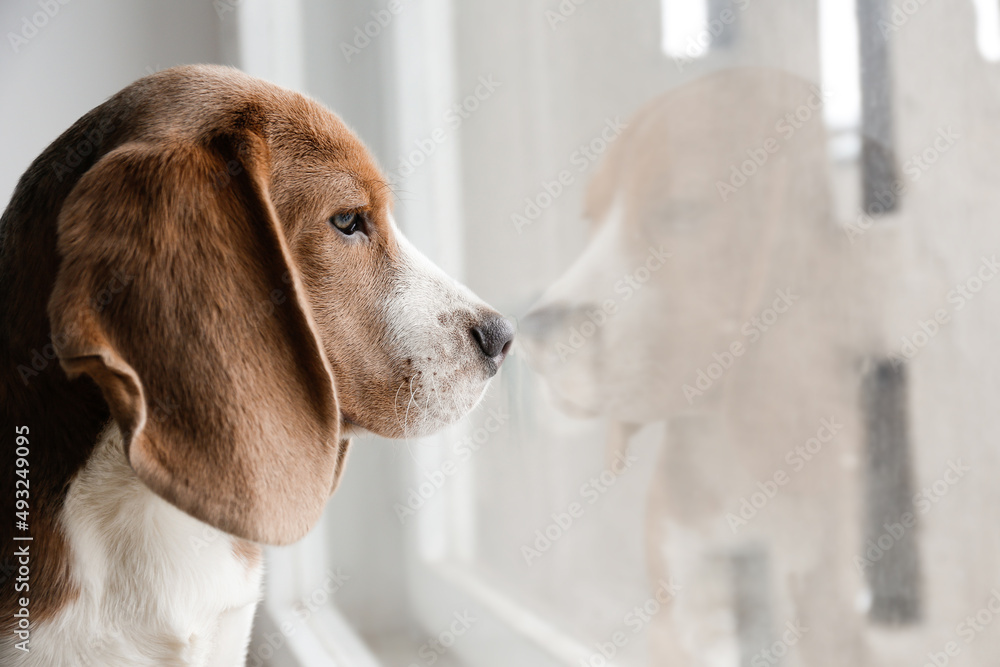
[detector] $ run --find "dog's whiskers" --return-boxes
[425,372,454,428]
[393,379,409,431]
[402,374,418,439]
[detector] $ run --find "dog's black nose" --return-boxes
[471,315,515,363]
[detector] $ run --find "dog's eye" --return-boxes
[329,211,364,235]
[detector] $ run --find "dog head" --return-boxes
[27,65,512,543]
[519,69,841,423]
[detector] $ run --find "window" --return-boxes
[661,0,710,59]
[230,1,1000,665]
[973,0,1000,62]
[818,0,861,161]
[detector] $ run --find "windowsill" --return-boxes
[366,632,468,667]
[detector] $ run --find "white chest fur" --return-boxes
[1,424,263,667]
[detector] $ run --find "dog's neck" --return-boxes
[0,355,108,634]
[0,424,263,666]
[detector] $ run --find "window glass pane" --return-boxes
[434,0,1000,664]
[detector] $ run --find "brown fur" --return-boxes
[232,540,263,571]
[0,65,442,632]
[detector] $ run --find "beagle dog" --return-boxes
[521,69,872,665]
[0,65,513,666]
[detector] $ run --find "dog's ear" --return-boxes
[48,131,345,545]
[583,128,626,229]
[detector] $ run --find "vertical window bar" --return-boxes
[861,360,922,624]
[856,0,899,215]
[732,546,773,667]
[707,0,739,48]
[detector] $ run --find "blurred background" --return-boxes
[4,0,1000,665]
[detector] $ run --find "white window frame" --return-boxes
[387,2,607,666]
[225,2,381,664]
[231,1,604,664]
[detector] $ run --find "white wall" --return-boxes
[0,0,223,204]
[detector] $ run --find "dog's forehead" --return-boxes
[265,96,370,164]
[261,91,390,214]
[267,105,387,200]
[134,66,387,204]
